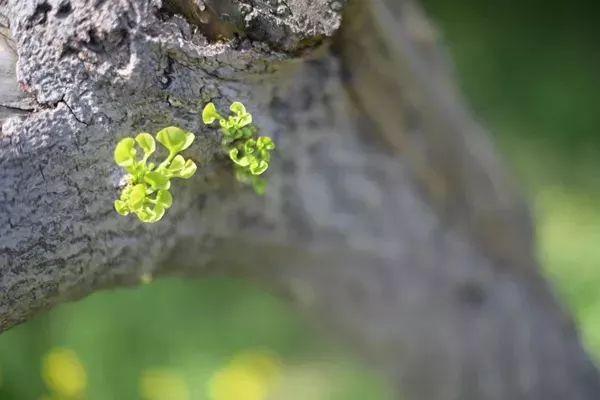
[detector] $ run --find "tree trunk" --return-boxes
[1,0,598,398]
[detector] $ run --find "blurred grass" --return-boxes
[2,1,600,398]
[0,278,390,399]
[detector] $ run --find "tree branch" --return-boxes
[1,0,598,399]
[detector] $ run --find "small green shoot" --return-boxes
[113,127,197,223]
[202,101,275,194]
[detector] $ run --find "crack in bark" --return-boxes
[58,97,90,126]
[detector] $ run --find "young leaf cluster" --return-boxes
[202,101,275,194]
[114,127,197,223]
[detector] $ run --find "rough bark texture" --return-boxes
[1,0,599,399]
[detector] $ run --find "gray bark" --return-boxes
[1,0,599,399]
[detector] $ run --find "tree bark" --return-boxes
[1,0,599,399]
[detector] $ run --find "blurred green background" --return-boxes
[1,1,600,398]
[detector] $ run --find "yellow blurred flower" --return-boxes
[41,348,87,399]
[140,368,190,400]
[208,349,282,400]
[140,273,154,285]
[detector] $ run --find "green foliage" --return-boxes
[113,128,197,223]
[114,101,273,223]
[202,101,275,195]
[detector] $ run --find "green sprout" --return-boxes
[113,127,197,223]
[202,101,275,194]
